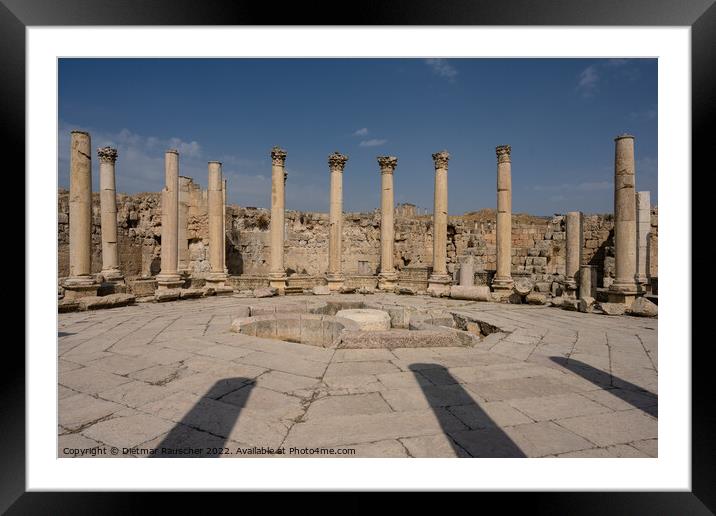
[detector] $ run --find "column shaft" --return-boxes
[327,152,348,290]
[636,191,651,285]
[610,135,639,301]
[178,176,191,276]
[377,156,398,290]
[223,178,228,274]
[428,151,451,296]
[207,162,227,285]
[565,211,582,292]
[68,131,93,280]
[157,149,182,289]
[493,145,514,292]
[269,147,287,290]
[98,147,123,282]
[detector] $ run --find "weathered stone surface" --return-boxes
[312,285,331,295]
[397,287,416,295]
[600,302,626,316]
[513,277,534,296]
[578,296,595,313]
[357,287,375,295]
[253,287,278,298]
[534,281,552,293]
[561,299,579,311]
[58,299,80,313]
[339,286,356,294]
[78,293,136,311]
[336,309,391,331]
[525,292,548,305]
[449,285,490,301]
[154,289,181,302]
[179,288,204,299]
[628,297,658,317]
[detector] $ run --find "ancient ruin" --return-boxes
[58,131,658,458]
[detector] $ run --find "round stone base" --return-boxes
[335,308,391,331]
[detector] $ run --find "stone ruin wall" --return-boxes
[58,190,658,286]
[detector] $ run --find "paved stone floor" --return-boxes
[58,294,657,458]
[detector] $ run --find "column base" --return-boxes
[326,273,345,292]
[268,272,287,292]
[427,274,452,297]
[101,268,125,283]
[608,281,640,307]
[156,273,184,290]
[491,276,514,292]
[206,271,229,288]
[377,271,398,291]
[62,276,100,300]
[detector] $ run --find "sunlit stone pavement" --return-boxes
[58,294,657,458]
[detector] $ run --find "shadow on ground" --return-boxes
[409,363,525,458]
[550,356,657,418]
[152,377,253,457]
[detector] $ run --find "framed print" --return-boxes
[5,0,711,511]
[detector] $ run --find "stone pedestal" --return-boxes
[608,135,639,305]
[459,257,475,287]
[63,131,99,299]
[378,156,398,291]
[428,151,452,296]
[564,211,582,297]
[269,147,288,292]
[177,176,191,278]
[327,152,348,291]
[492,145,514,293]
[636,191,651,291]
[206,161,228,287]
[156,149,184,290]
[579,265,596,299]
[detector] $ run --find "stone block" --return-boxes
[628,297,658,317]
[312,285,331,295]
[525,292,548,305]
[253,287,278,298]
[599,302,626,316]
[449,285,491,301]
[154,289,181,302]
[78,293,136,311]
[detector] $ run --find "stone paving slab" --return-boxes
[58,293,658,458]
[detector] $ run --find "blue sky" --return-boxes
[58,58,657,215]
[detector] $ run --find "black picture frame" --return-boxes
[5,0,708,511]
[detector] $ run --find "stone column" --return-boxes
[428,151,452,296]
[492,145,514,293]
[177,176,191,278]
[223,178,228,275]
[156,149,183,290]
[207,161,228,287]
[327,152,348,291]
[269,146,287,291]
[636,191,651,290]
[63,130,99,299]
[579,264,595,300]
[564,211,582,296]
[377,156,398,290]
[97,146,124,284]
[608,135,639,305]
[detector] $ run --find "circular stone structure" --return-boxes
[335,308,391,331]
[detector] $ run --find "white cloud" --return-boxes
[359,139,387,147]
[353,127,369,136]
[577,65,599,97]
[425,58,458,82]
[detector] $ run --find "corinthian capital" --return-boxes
[97,146,118,164]
[271,146,287,166]
[432,150,450,169]
[328,152,349,172]
[496,145,511,163]
[377,156,398,174]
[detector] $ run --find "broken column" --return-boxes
[327,152,348,291]
[579,264,595,299]
[492,145,514,294]
[636,191,651,291]
[223,178,228,275]
[564,211,582,296]
[428,151,452,296]
[97,146,124,285]
[207,161,228,287]
[459,257,475,287]
[156,149,183,290]
[63,130,99,299]
[377,156,398,290]
[269,146,287,291]
[608,134,639,305]
[177,176,191,278]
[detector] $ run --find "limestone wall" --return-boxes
[57,189,658,286]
